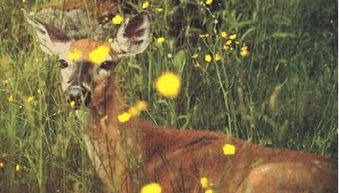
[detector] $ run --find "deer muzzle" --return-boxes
[67,85,91,109]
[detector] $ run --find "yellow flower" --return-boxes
[135,100,148,111]
[222,144,236,155]
[27,96,34,103]
[205,189,214,193]
[240,46,249,57]
[214,54,221,62]
[225,40,232,46]
[220,31,228,39]
[140,183,162,193]
[157,37,165,44]
[69,101,76,108]
[155,71,181,98]
[204,54,212,63]
[199,34,210,38]
[7,95,13,102]
[200,177,209,188]
[15,164,21,172]
[112,14,123,25]
[117,112,131,123]
[194,62,201,68]
[0,162,4,168]
[89,45,110,64]
[205,0,213,5]
[127,100,148,116]
[68,50,82,61]
[142,2,150,9]
[128,106,139,116]
[108,38,113,43]
[156,8,164,12]
[191,54,198,59]
[229,34,237,40]
[223,45,230,50]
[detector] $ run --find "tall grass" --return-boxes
[0,0,337,192]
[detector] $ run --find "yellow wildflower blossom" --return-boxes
[157,37,165,44]
[220,31,228,39]
[89,45,110,64]
[7,95,13,102]
[27,96,34,103]
[140,183,162,193]
[15,164,21,172]
[155,71,181,98]
[156,8,164,12]
[69,101,76,108]
[205,0,213,5]
[127,100,148,116]
[204,54,212,63]
[214,54,221,62]
[117,112,131,123]
[194,62,201,68]
[68,50,82,61]
[229,34,237,40]
[205,189,214,193]
[200,177,209,188]
[240,46,249,57]
[135,100,148,111]
[0,162,4,168]
[112,14,123,25]
[142,2,150,9]
[225,40,232,46]
[128,106,139,116]
[223,45,230,50]
[191,54,198,59]
[199,34,210,38]
[222,144,236,155]
[108,38,113,43]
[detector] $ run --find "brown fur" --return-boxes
[81,58,337,193]
[69,39,112,61]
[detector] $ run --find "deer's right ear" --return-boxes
[22,9,71,56]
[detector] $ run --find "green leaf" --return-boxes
[271,32,296,38]
[173,50,186,75]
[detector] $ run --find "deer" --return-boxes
[23,9,337,193]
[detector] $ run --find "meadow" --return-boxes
[0,0,337,192]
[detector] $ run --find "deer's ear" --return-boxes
[22,9,71,56]
[111,12,152,57]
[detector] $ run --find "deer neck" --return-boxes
[86,75,126,134]
[84,75,143,191]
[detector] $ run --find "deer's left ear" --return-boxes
[111,12,152,57]
[22,9,71,57]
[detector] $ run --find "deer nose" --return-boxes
[67,86,83,109]
[67,86,83,98]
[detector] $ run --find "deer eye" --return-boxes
[99,61,115,70]
[59,59,69,69]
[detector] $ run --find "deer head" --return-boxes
[23,10,152,109]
